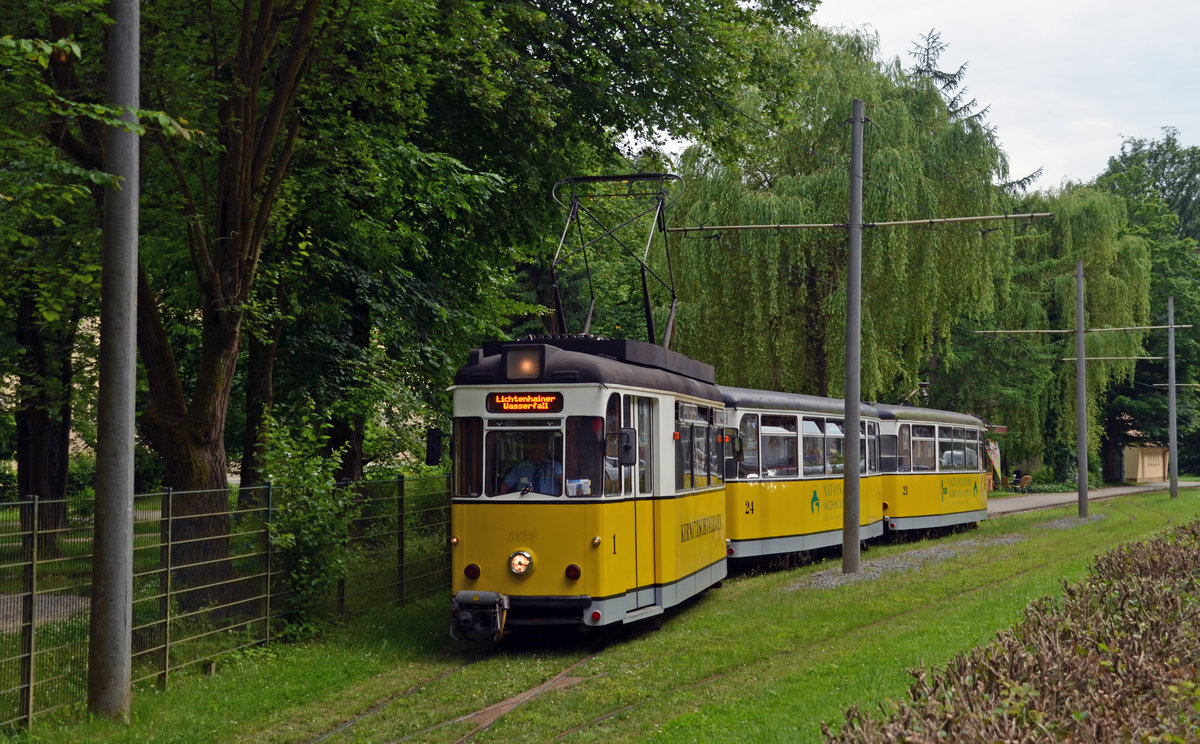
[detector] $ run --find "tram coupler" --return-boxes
[451,590,509,641]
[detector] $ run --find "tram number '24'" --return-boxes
[745,500,755,515]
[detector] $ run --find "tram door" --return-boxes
[609,394,656,608]
[629,396,656,608]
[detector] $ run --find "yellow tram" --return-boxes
[875,404,989,532]
[448,336,728,641]
[720,387,884,559]
[441,173,990,640]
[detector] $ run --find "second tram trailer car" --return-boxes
[875,403,988,533]
[447,336,729,641]
[719,387,884,560]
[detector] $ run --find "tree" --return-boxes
[933,187,1151,474]
[1107,128,1200,242]
[1097,135,1200,477]
[0,15,129,551]
[670,26,1015,398]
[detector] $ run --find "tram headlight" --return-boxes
[509,550,533,576]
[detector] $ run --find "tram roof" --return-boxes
[456,336,722,401]
[718,386,880,418]
[872,402,984,428]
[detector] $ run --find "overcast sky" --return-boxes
[811,0,1200,190]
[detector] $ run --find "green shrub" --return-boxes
[260,402,359,638]
[825,519,1200,742]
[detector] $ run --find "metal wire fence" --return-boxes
[0,475,450,730]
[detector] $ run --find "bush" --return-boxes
[825,519,1200,742]
[260,402,359,638]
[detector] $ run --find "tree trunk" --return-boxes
[330,416,364,483]
[13,292,74,558]
[241,319,284,498]
[137,271,241,608]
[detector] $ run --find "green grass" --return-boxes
[13,489,1200,743]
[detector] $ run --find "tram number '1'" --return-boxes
[745,500,755,515]
[612,534,617,555]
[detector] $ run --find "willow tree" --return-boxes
[669,27,1017,399]
[933,187,1151,474]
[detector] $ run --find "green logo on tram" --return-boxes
[811,491,820,514]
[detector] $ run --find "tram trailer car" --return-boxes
[719,386,884,560]
[448,336,728,641]
[874,404,988,533]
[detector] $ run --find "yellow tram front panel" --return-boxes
[452,498,639,602]
[451,486,726,633]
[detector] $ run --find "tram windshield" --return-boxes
[463,416,605,497]
[488,431,564,496]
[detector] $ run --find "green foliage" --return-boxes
[671,26,1013,397]
[828,517,1200,742]
[260,403,358,636]
[1096,135,1200,474]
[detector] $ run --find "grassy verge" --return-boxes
[12,489,1200,743]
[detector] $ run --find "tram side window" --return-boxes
[693,421,709,488]
[912,425,936,470]
[453,417,483,497]
[898,424,912,472]
[605,395,621,495]
[937,426,952,471]
[565,416,604,497]
[868,422,879,473]
[825,420,845,474]
[967,430,981,470]
[623,396,636,494]
[637,398,653,492]
[859,421,871,474]
[802,417,824,476]
[709,425,724,486]
[953,427,967,471]
[738,415,759,478]
[487,429,564,496]
[676,422,693,491]
[880,433,898,473]
[761,414,798,478]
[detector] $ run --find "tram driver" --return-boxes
[499,438,562,494]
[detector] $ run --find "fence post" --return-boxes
[19,495,38,727]
[157,488,172,688]
[336,481,347,620]
[396,476,405,605]
[264,482,272,646]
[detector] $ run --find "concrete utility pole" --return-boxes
[1169,296,1179,498]
[89,0,139,720]
[842,99,864,574]
[1075,262,1088,517]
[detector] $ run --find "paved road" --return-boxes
[988,481,1200,516]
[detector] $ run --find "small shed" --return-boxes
[1123,444,1169,483]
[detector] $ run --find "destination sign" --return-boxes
[486,392,564,413]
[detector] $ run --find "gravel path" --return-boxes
[0,593,89,630]
[790,534,1029,591]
